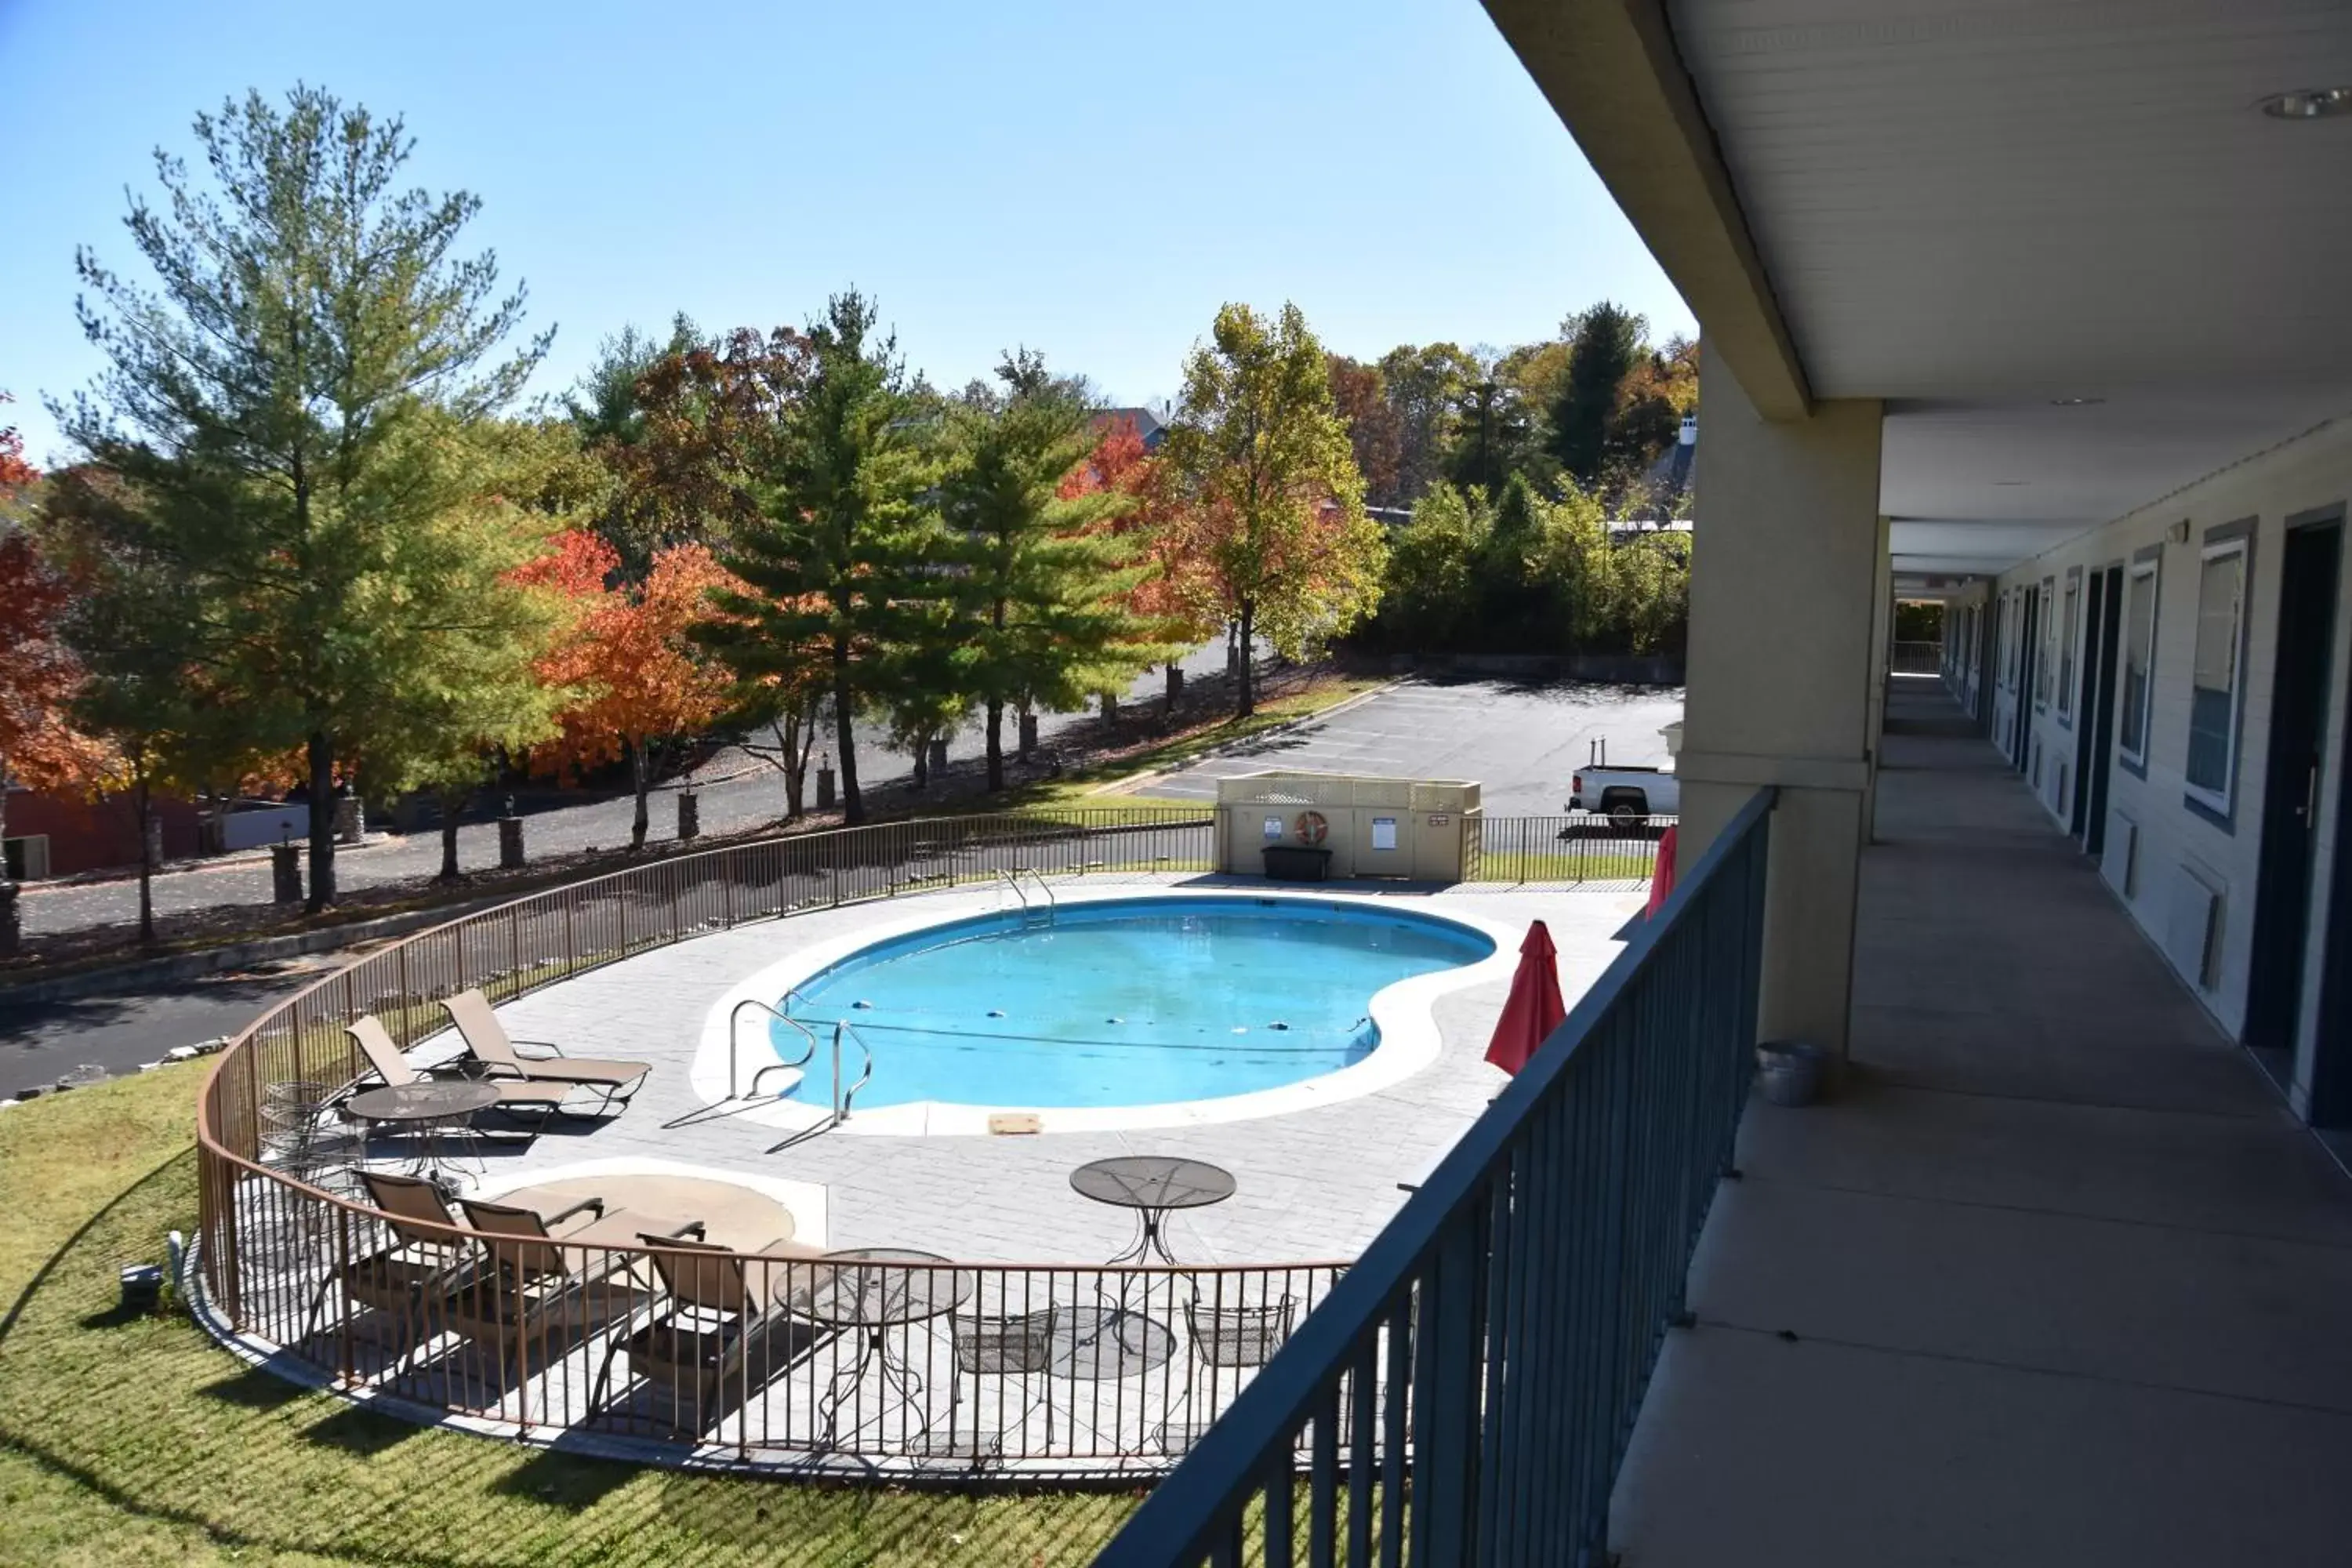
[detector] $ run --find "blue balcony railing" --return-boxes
[1094,788,1776,1568]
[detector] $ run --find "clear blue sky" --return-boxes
[0,0,1692,466]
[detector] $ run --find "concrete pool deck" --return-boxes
[428,874,1643,1265]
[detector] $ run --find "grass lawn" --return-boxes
[1001,670,1392,811]
[0,1068,1145,1567]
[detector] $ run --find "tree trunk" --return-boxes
[135,770,156,947]
[630,741,651,850]
[911,735,929,791]
[1166,662,1183,717]
[833,639,863,826]
[304,730,336,912]
[438,786,466,882]
[985,698,1005,793]
[1236,602,1258,717]
[0,749,13,960]
[777,716,806,821]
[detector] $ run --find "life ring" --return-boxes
[1294,810,1330,847]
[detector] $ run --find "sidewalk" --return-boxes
[1608,680,2352,1566]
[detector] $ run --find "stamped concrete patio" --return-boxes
[1608,683,2352,1566]
[428,877,1643,1267]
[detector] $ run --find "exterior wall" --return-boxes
[2,788,203,877]
[1991,415,2352,1105]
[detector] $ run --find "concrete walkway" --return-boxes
[1610,681,2352,1566]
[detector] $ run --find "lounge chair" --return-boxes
[590,1232,828,1436]
[300,1169,482,1354]
[343,1015,567,1123]
[436,1196,685,1383]
[440,989,651,1117]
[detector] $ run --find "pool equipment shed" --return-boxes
[1216,771,1480,881]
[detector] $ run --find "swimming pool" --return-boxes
[771,895,1495,1112]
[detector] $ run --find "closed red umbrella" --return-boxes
[1485,920,1567,1076]
[1643,825,1680,919]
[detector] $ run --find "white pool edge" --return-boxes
[689,884,1526,1138]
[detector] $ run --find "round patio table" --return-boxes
[347,1081,499,1193]
[789,1247,973,1446]
[1070,1156,1236,1266]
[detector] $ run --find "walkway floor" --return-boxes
[1610,680,2352,1566]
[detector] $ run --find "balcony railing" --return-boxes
[1092,788,1774,1566]
[1890,639,1944,676]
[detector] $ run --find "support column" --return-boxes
[1676,342,1883,1059]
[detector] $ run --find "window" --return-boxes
[2119,554,2161,768]
[2056,570,2081,721]
[2034,576,2057,708]
[2184,532,2249,813]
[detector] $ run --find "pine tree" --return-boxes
[702,292,945,826]
[1547,303,1646,488]
[943,352,1167,792]
[60,86,549,910]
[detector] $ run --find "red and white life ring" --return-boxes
[1294,810,1330,847]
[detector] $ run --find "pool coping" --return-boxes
[689,885,1525,1138]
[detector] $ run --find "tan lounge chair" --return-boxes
[344,1015,566,1122]
[301,1169,483,1355]
[435,1196,689,1384]
[590,1232,827,1434]
[439,989,650,1116]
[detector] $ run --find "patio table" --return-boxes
[1070,1156,1236,1266]
[789,1247,973,1446]
[347,1081,499,1194]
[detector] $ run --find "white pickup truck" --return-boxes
[1569,763,1680,827]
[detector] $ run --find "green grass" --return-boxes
[0,1069,1145,1567]
[1001,673,1392,811]
[1468,851,1658,884]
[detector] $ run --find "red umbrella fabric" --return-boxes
[1643,825,1680,919]
[1484,920,1567,1076]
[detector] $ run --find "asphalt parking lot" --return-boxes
[1132,676,1684,816]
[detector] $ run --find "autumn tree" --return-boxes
[943,351,1167,790]
[523,532,732,850]
[60,86,550,912]
[567,313,711,575]
[1062,416,1221,717]
[1325,354,1405,506]
[1375,342,1478,506]
[700,292,948,825]
[1162,303,1386,717]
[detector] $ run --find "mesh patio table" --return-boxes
[346,1082,499,1195]
[789,1247,974,1446]
[1070,1156,1236,1266]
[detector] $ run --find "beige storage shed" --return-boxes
[1215,771,1481,881]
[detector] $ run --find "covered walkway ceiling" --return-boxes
[1489,0,2352,575]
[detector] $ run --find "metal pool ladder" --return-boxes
[768,1021,873,1152]
[998,866,1059,927]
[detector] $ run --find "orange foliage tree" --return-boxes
[1061,417,1220,712]
[515,531,735,849]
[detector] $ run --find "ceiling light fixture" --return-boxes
[2259,86,2352,120]
[2049,396,2104,406]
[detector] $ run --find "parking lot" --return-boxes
[1131,677,1684,816]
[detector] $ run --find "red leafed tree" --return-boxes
[517,530,735,849]
[1062,418,1220,710]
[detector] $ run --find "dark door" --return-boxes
[2071,579,2105,837]
[2012,587,2040,769]
[2259,522,2343,1103]
[2082,567,2124,856]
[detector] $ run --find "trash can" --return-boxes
[1756,1041,1830,1106]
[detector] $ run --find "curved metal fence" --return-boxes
[192,803,1671,1479]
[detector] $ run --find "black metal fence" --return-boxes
[1466,815,1674,887]
[1092,789,1774,1564]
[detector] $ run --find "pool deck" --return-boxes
[427,874,1641,1265]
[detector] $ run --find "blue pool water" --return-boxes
[773,896,1494,1110]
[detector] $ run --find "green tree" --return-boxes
[1376,342,1477,505]
[1163,303,1385,717]
[1379,483,1486,648]
[1547,303,1646,488]
[61,85,549,912]
[567,313,708,575]
[701,292,945,825]
[943,351,1164,791]
[1446,365,1534,496]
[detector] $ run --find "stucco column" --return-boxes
[1676,342,1884,1058]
